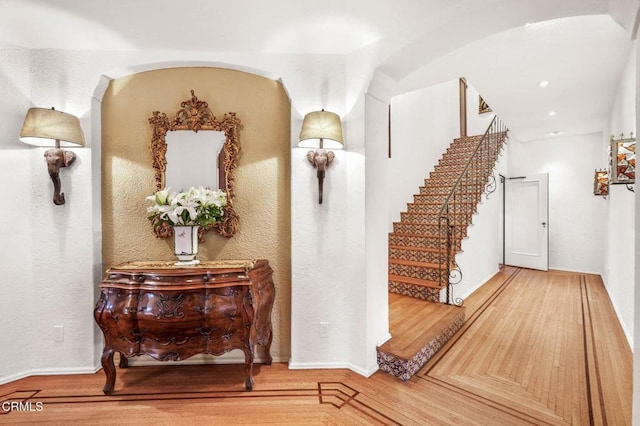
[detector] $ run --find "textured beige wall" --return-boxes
[101,67,291,360]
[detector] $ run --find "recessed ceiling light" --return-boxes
[539,81,549,88]
[548,111,556,117]
[549,131,562,136]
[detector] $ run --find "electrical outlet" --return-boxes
[319,322,330,338]
[54,325,64,342]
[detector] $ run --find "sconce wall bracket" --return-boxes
[306,148,335,204]
[44,147,77,205]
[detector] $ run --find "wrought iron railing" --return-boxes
[437,115,507,305]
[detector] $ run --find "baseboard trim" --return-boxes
[0,366,100,386]
[288,361,378,378]
[376,332,392,347]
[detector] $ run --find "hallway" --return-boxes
[0,267,631,425]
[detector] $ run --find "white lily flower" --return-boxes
[154,187,171,205]
[146,186,228,227]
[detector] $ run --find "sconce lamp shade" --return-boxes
[20,107,85,147]
[298,110,343,150]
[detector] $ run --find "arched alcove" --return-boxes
[92,65,292,365]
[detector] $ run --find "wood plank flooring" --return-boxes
[0,267,631,425]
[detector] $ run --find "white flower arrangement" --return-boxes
[146,186,227,229]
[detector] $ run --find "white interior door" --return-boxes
[505,173,549,271]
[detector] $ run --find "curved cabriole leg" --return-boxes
[101,348,116,395]
[264,330,273,365]
[119,354,129,368]
[244,343,254,390]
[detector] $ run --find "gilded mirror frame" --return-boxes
[149,90,241,239]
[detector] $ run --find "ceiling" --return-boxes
[1,0,637,141]
[395,15,634,141]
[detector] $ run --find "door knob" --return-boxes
[542,222,547,227]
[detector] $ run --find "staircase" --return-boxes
[378,116,507,380]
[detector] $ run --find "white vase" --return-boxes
[173,225,200,265]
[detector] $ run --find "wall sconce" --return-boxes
[298,110,343,204]
[593,169,609,197]
[20,107,85,205]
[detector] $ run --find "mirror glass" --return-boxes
[165,130,225,191]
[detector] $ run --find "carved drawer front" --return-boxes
[200,287,250,353]
[136,290,201,342]
[97,288,142,349]
[134,286,250,357]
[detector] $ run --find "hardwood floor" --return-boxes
[0,267,631,425]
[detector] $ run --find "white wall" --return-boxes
[633,33,640,426]
[454,82,507,298]
[0,43,34,382]
[601,41,640,424]
[455,153,507,301]
[364,93,392,351]
[507,133,606,274]
[1,45,385,382]
[603,40,636,347]
[0,45,101,383]
[388,80,460,227]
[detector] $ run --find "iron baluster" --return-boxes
[436,115,507,306]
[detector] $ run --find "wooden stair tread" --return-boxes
[388,258,442,269]
[378,293,465,359]
[389,244,465,253]
[393,220,470,227]
[389,274,442,288]
[388,244,439,253]
[409,201,474,205]
[390,232,464,239]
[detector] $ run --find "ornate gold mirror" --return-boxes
[149,90,241,239]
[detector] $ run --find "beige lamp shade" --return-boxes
[298,110,343,150]
[20,107,85,147]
